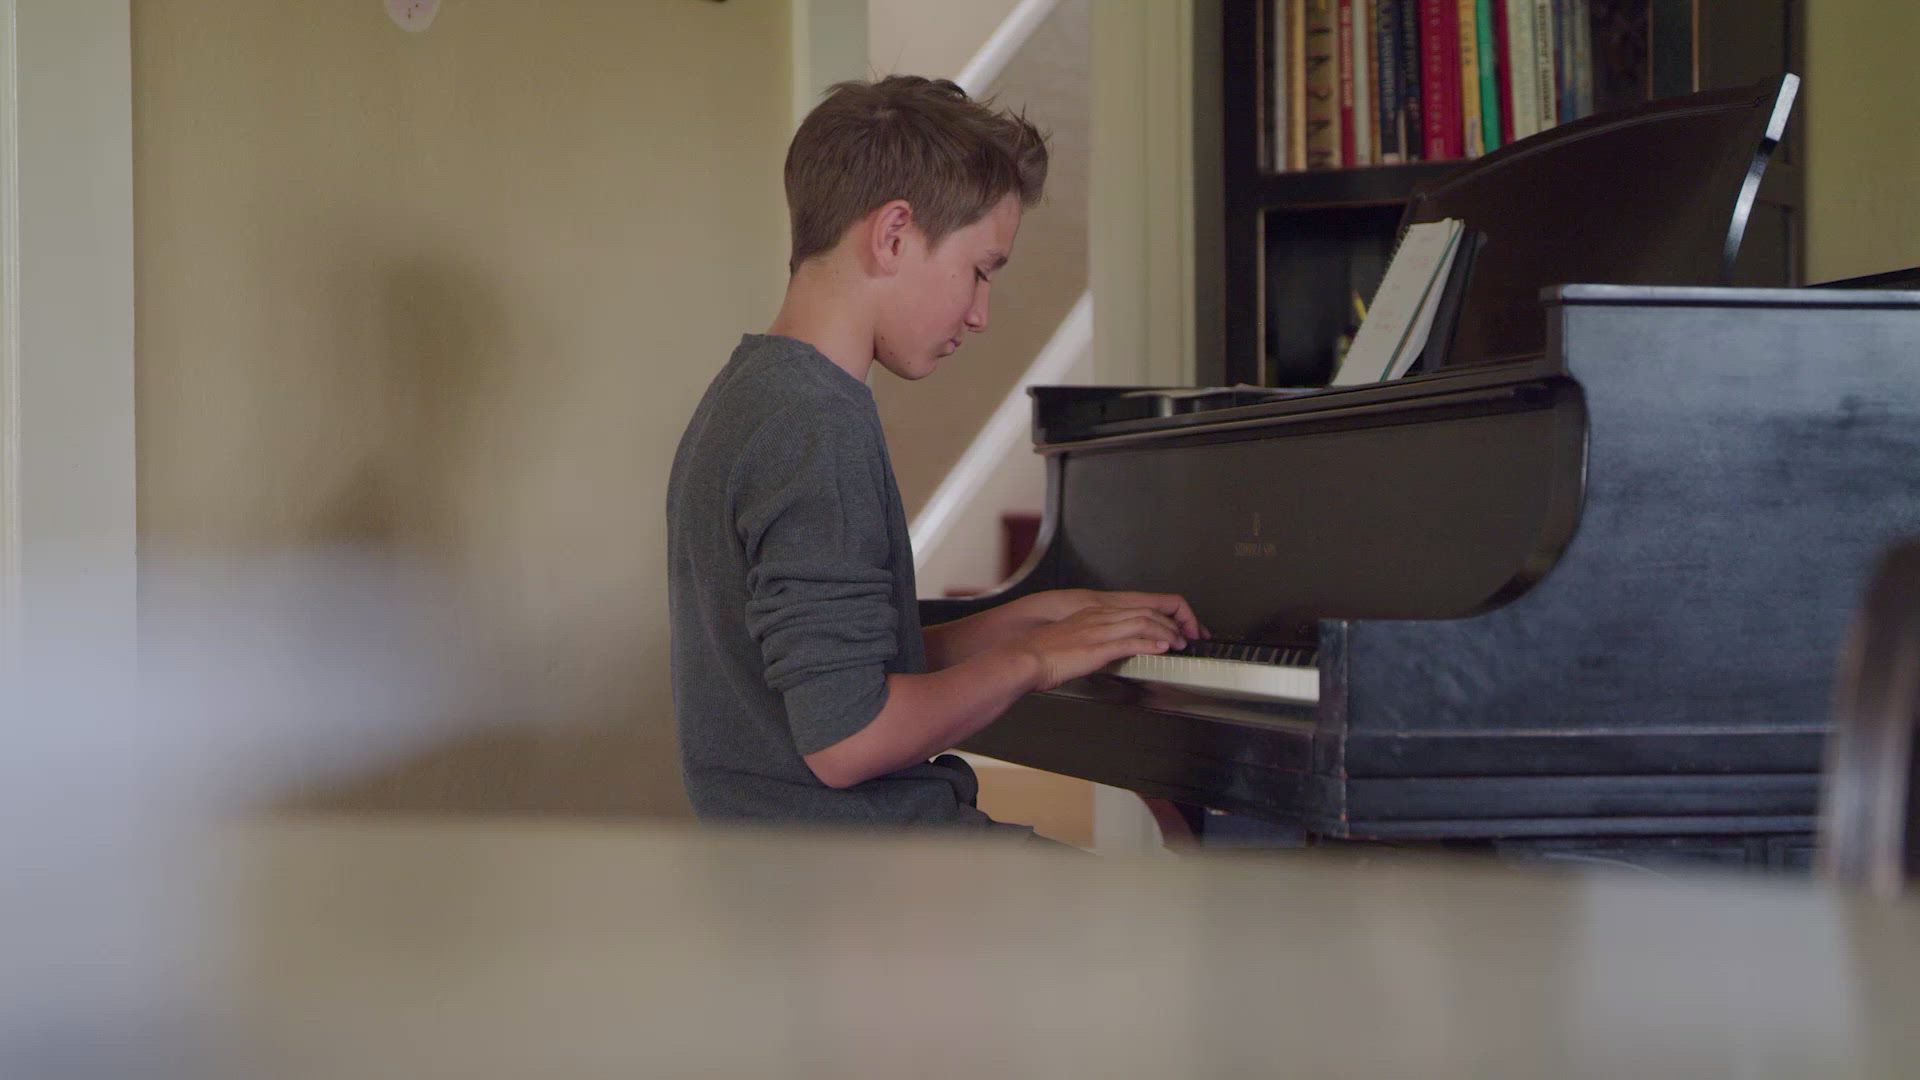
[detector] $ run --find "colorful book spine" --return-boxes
[1476,0,1501,150]
[1375,0,1404,163]
[1419,0,1462,158]
[1456,0,1482,158]
[1532,0,1557,131]
[1288,0,1310,168]
[1397,0,1424,161]
[1304,0,1340,168]
[1337,0,1356,165]
[1351,0,1375,165]
[1492,0,1512,144]
[1504,0,1538,140]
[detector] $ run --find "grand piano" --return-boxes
[923,75,1920,867]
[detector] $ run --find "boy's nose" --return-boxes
[965,296,989,332]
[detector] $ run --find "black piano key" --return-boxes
[1157,640,1318,667]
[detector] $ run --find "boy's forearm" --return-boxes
[802,646,1041,788]
[921,600,1048,670]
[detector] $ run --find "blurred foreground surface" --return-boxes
[6,554,1920,1078]
[221,815,1920,1080]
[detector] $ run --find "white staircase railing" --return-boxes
[908,0,1081,581]
[954,0,1061,97]
[910,291,1090,577]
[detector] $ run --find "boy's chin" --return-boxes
[878,354,941,381]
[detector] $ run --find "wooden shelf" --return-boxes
[1228,162,1468,212]
[1207,0,1803,386]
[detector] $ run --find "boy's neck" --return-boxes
[766,263,877,384]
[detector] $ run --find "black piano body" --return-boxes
[926,285,1920,860]
[921,76,1920,864]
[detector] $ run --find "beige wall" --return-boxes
[134,0,794,813]
[868,0,1021,83]
[1804,0,1920,284]
[870,0,1089,523]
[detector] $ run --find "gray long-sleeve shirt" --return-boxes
[667,333,1007,829]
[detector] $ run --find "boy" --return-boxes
[667,76,1205,832]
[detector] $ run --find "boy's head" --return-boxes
[785,76,1049,379]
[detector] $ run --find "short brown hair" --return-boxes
[784,76,1049,272]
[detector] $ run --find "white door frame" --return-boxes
[0,0,136,632]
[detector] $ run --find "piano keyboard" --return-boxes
[1105,641,1320,706]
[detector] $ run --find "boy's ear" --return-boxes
[866,199,915,276]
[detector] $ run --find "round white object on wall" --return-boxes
[386,0,441,32]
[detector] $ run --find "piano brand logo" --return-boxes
[1234,513,1279,558]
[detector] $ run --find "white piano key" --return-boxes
[1106,652,1320,706]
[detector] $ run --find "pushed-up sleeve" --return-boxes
[732,408,898,755]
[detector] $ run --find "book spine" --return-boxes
[1555,0,1574,123]
[1337,0,1356,166]
[1456,0,1482,158]
[1570,0,1592,119]
[1375,0,1402,163]
[1268,0,1286,170]
[1440,0,1463,157]
[1491,0,1512,144]
[1351,0,1374,164]
[1476,0,1501,150]
[1304,0,1340,168]
[1397,0,1423,161]
[1417,0,1451,159]
[1505,0,1537,140]
[1532,0,1556,130]
[1289,0,1310,168]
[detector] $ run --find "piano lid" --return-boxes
[1403,74,1798,369]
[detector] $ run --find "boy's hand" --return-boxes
[1015,588,1209,642]
[1010,604,1189,692]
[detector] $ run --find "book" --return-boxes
[1504,0,1539,140]
[1351,0,1374,165]
[1269,0,1288,170]
[1492,0,1513,144]
[1403,229,1485,376]
[1332,218,1465,386]
[1289,0,1310,168]
[1418,0,1458,159]
[1532,0,1558,131]
[1476,0,1502,150]
[1457,0,1483,158]
[1396,0,1424,160]
[1337,0,1357,165]
[1303,0,1341,168]
[1555,0,1575,124]
[1375,0,1403,163]
[1570,0,1592,120]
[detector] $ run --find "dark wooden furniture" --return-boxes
[1818,539,1920,895]
[1200,0,1806,387]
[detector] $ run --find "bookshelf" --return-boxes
[1202,0,1804,387]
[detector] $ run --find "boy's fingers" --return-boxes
[1107,591,1205,640]
[1095,608,1184,644]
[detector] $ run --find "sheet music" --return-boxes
[1332,218,1464,386]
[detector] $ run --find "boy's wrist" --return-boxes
[989,642,1047,694]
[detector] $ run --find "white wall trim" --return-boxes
[790,0,868,129]
[910,290,1090,569]
[954,0,1061,97]
[1090,0,1195,386]
[0,0,22,625]
[0,0,137,633]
